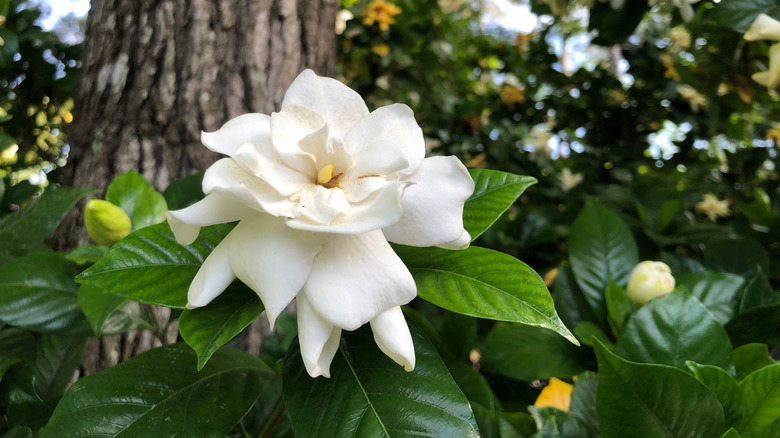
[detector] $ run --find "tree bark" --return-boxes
[55,0,337,373]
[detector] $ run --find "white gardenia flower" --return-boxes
[672,0,700,23]
[167,70,474,378]
[744,14,780,89]
[695,193,730,221]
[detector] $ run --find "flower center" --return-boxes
[316,164,343,188]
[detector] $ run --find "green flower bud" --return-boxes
[85,199,132,246]
[627,261,675,305]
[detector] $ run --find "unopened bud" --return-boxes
[627,261,675,305]
[85,199,132,246]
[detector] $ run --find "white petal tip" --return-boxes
[185,303,198,310]
[437,229,471,250]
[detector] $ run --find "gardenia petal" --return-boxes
[293,186,351,226]
[201,113,271,157]
[286,181,407,234]
[437,229,472,250]
[228,215,326,327]
[233,142,311,196]
[300,229,417,331]
[297,293,342,378]
[370,307,415,371]
[166,193,259,245]
[202,158,296,217]
[270,104,323,176]
[383,156,474,247]
[186,231,236,309]
[282,69,369,140]
[752,43,780,89]
[344,104,425,179]
[745,14,780,41]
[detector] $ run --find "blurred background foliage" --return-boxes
[1,0,779,278]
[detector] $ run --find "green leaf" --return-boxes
[282,319,479,437]
[656,198,680,233]
[733,344,776,380]
[572,321,612,348]
[77,284,152,336]
[615,291,734,372]
[77,223,232,308]
[738,267,778,313]
[722,428,741,438]
[594,341,726,438]
[180,283,265,370]
[0,186,96,264]
[482,324,586,382]
[448,362,500,411]
[725,303,780,347]
[2,426,33,438]
[737,364,780,437]
[569,199,639,323]
[0,328,36,383]
[463,169,536,240]
[708,0,780,33]
[105,169,168,231]
[65,245,108,265]
[42,343,274,438]
[687,362,743,426]
[0,252,84,332]
[553,265,601,331]
[569,372,599,436]
[589,0,648,45]
[162,173,204,210]
[605,280,632,333]
[677,272,745,325]
[395,245,576,344]
[529,407,596,438]
[703,236,769,278]
[34,332,88,401]
[661,252,706,277]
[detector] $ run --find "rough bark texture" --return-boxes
[55,0,337,374]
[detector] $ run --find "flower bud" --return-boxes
[85,199,132,246]
[627,261,675,305]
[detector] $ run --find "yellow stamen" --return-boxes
[317,164,335,185]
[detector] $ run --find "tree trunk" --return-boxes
[55,0,337,373]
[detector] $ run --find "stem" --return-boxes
[257,399,285,438]
[239,419,251,438]
[143,304,166,344]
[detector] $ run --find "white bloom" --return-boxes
[525,125,552,161]
[744,14,780,41]
[627,261,675,305]
[167,70,474,378]
[695,193,729,221]
[672,0,700,23]
[559,168,583,192]
[744,14,780,89]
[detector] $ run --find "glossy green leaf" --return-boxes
[463,169,536,240]
[529,407,597,438]
[677,272,745,324]
[708,0,780,33]
[725,303,780,347]
[615,291,734,371]
[482,324,586,382]
[738,267,778,313]
[722,428,741,438]
[569,372,599,435]
[569,199,639,323]
[65,245,108,265]
[395,245,576,344]
[105,169,168,231]
[0,186,96,264]
[553,265,601,331]
[0,252,84,332]
[180,283,265,370]
[656,198,680,233]
[737,364,780,437]
[733,343,776,381]
[282,319,480,437]
[595,341,726,438]
[162,172,204,210]
[573,321,611,348]
[77,223,232,308]
[77,284,151,336]
[42,343,274,438]
[448,362,500,411]
[661,252,706,277]
[687,361,743,426]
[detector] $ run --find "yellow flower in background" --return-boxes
[766,125,780,144]
[676,84,707,112]
[500,85,526,107]
[660,54,680,81]
[696,193,730,221]
[534,378,573,411]
[667,25,691,52]
[362,0,402,31]
[371,43,390,57]
[0,143,18,161]
[544,268,559,287]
